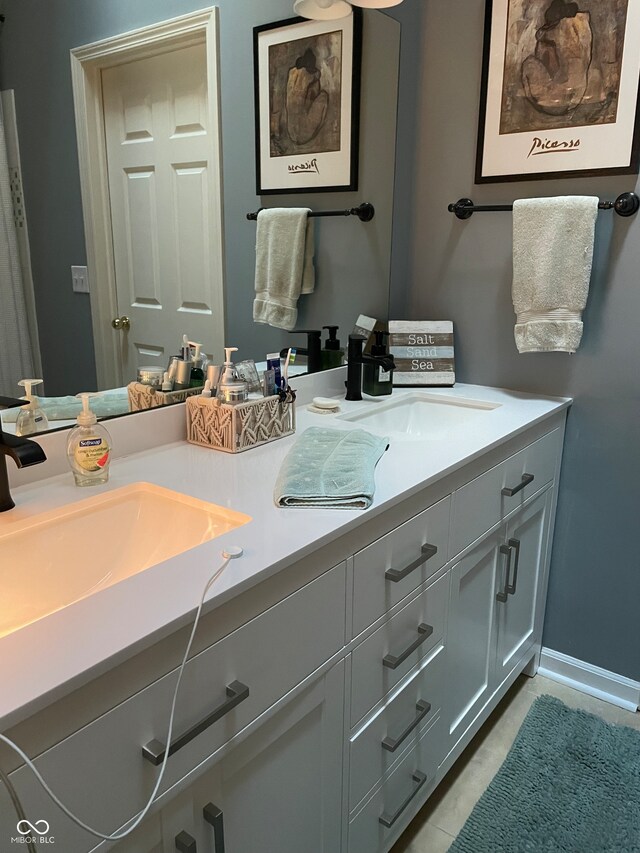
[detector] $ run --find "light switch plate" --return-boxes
[71,265,89,293]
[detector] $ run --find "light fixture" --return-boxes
[348,0,405,6]
[293,0,353,20]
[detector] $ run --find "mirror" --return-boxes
[0,2,400,433]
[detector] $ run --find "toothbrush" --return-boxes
[282,347,294,389]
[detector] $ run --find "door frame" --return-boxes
[70,8,224,389]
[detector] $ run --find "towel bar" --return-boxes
[448,192,639,220]
[247,202,375,222]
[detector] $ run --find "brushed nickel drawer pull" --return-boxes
[203,802,225,853]
[142,680,250,766]
[501,473,534,497]
[385,544,438,583]
[497,543,512,602]
[381,700,432,752]
[382,623,434,670]
[378,770,428,828]
[175,830,197,853]
[507,537,521,596]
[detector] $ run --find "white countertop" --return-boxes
[0,382,570,729]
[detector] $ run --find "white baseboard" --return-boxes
[538,648,640,713]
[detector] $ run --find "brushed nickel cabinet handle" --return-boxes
[381,700,432,752]
[203,802,225,853]
[501,473,534,497]
[175,830,197,853]
[506,538,521,596]
[497,542,512,602]
[385,544,438,583]
[382,623,434,670]
[142,681,250,765]
[378,770,428,828]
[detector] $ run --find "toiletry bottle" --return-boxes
[363,331,395,396]
[15,379,49,435]
[189,342,205,388]
[217,347,248,404]
[66,393,112,486]
[320,326,345,369]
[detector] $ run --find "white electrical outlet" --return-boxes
[71,265,89,293]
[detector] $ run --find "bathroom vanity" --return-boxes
[0,381,569,853]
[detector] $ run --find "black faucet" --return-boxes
[0,396,47,512]
[279,330,322,374]
[345,334,395,401]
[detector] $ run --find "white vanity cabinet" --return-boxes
[0,412,566,853]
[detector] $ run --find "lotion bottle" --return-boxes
[66,393,112,486]
[363,331,394,396]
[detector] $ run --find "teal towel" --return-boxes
[274,427,389,509]
[1,389,130,422]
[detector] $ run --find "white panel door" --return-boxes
[102,43,224,380]
[190,661,345,853]
[494,488,552,683]
[445,531,500,752]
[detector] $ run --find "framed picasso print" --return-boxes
[253,11,362,194]
[476,0,640,182]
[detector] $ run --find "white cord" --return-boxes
[0,549,241,841]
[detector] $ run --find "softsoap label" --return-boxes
[75,436,110,472]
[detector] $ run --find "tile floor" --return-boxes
[391,674,640,853]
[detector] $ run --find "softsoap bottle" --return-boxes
[66,393,112,486]
[15,379,49,435]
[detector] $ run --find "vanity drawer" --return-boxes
[5,563,346,853]
[350,571,449,726]
[451,429,561,556]
[352,496,450,637]
[349,642,445,810]
[348,714,443,853]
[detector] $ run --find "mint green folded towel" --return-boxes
[274,427,389,509]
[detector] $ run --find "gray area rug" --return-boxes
[448,694,640,853]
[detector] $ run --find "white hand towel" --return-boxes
[512,196,599,353]
[253,208,315,332]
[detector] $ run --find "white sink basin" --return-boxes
[0,483,251,639]
[338,392,500,439]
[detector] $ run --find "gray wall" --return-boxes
[0,0,399,393]
[391,1,640,681]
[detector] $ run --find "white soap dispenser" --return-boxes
[66,393,112,486]
[216,346,248,405]
[15,379,49,435]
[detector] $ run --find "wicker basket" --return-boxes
[127,382,203,412]
[186,393,295,453]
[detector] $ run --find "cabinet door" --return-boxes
[190,661,345,853]
[107,790,196,853]
[494,488,552,684]
[445,531,501,752]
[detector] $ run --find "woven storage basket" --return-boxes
[186,394,295,453]
[127,382,202,412]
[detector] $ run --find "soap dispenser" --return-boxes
[15,379,49,435]
[320,326,345,370]
[216,347,248,405]
[363,331,395,396]
[66,393,112,486]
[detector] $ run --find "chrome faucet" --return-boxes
[0,396,47,512]
[345,334,395,401]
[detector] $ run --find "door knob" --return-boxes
[111,316,130,330]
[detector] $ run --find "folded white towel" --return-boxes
[512,196,599,353]
[253,208,315,332]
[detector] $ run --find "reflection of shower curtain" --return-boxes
[0,97,34,396]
